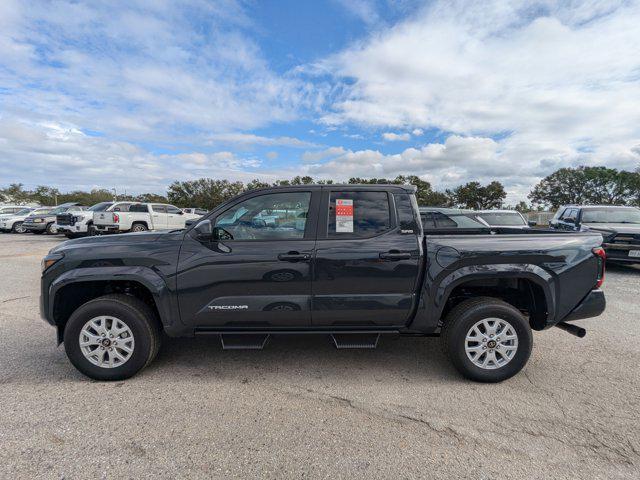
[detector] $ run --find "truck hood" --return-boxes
[582,223,640,235]
[51,230,175,253]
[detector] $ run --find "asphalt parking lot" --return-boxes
[0,234,639,479]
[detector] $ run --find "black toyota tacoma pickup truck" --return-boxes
[40,185,606,382]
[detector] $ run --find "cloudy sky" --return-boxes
[1,0,639,202]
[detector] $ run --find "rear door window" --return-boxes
[328,191,391,238]
[129,204,149,213]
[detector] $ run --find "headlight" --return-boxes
[41,253,64,273]
[34,218,43,223]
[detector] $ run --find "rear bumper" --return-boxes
[562,289,606,322]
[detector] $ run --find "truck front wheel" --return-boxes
[63,294,161,381]
[441,297,533,382]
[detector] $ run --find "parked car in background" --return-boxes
[472,210,535,229]
[23,203,86,235]
[182,207,208,216]
[550,205,640,263]
[419,207,490,232]
[0,206,34,221]
[56,201,138,238]
[93,203,201,234]
[0,207,50,233]
[0,205,32,217]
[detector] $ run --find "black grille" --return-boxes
[56,214,75,226]
[610,234,640,246]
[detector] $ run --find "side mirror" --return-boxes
[185,219,197,228]
[528,220,537,227]
[193,219,212,238]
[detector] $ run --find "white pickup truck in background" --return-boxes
[93,203,201,233]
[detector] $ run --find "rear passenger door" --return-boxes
[312,189,422,327]
[150,204,169,230]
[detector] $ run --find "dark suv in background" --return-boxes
[549,205,640,263]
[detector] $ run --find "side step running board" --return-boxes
[331,333,380,349]
[220,334,270,350]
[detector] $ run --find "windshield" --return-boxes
[88,202,113,212]
[582,208,640,224]
[14,208,32,216]
[32,208,52,215]
[50,206,71,214]
[476,212,526,226]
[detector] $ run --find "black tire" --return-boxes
[131,222,148,232]
[63,294,161,381]
[45,222,58,235]
[441,297,533,383]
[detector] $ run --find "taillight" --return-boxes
[113,213,120,223]
[592,247,606,288]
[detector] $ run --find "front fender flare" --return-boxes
[48,266,177,333]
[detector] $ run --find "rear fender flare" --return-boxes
[415,263,556,331]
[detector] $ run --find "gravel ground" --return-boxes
[0,234,639,479]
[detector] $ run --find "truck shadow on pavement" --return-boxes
[147,334,460,384]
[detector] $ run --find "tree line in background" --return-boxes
[2,166,639,212]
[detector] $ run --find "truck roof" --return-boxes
[246,184,417,194]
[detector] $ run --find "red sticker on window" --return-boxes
[336,199,353,232]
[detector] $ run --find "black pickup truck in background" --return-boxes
[40,185,606,382]
[550,205,640,263]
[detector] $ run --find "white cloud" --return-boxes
[412,128,424,136]
[0,117,296,192]
[318,0,640,189]
[0,1,311,141]
[301,146,347,163]
[382,132,411,141]
[208,133,315,148]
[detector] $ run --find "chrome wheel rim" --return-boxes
[79,316,135,369]
[15,223,26,233]
[465,318,518,370]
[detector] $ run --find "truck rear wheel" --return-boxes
[441,297,533,382]
[131,223,148,232]
[46,222,58,235]
[63,294,161,381]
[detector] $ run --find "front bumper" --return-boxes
[602,246,640,263]
[562,289,606,322]
[94,224,120,233]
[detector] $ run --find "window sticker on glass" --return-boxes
[335,199,354,233]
